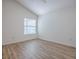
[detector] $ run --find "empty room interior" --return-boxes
[2,0,76,59]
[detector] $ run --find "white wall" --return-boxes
[38,7,76,47]
[2,0,38,45]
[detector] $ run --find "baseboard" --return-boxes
[38,35,76,48]
[2,38,38,46]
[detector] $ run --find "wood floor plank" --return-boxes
[2,39,76,59]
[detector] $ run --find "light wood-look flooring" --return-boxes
[3,39,76,59]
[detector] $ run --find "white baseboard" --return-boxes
[38,35,76,48]
[2,35,37,45]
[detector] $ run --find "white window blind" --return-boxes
[24,18,36,34]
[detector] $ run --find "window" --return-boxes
[24,18,36,34]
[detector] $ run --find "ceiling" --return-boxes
[15,0,76,15]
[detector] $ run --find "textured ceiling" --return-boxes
[15,0,76,15]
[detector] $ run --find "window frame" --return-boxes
[24,18,37,35]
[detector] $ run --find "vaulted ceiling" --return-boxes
[15,0,76,15]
